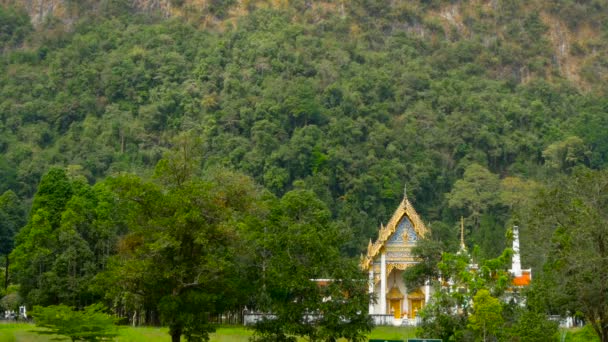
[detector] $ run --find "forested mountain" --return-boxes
[1,0,608,260]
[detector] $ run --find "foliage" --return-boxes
[0,190,25,258]
[403,239,444,290]
[32,303,118,341]
[0,190,26,289]
[1,2,608,340]
[566,325,601,342]
[509,309,559,342]
[0,1,607,263]
[250,189,372,342]
[10,168,124,307]
[0,6,32,49]
[0,286,22,312]
[447,163,507,257]
[415,245,513,340]
[527,168,608,342]
[416,288,468,341]
[105,145,263,342]
[542,136,591,173]
[467,289,504,342]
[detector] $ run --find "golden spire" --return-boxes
[460,216,465,251]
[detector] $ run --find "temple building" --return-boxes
[361,192,431,324]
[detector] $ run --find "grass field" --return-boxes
[0,322,599,341]
[0,323,416,341]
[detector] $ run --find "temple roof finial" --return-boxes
[460,216,466,251]
[403,183,408,201]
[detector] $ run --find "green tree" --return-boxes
[250,189,372,342]
[509,309,558,342]
[32,303,118,341]
[0,190,25,290]
[447,164,501,229]
[0,6,32,49]
[542,136,590,172]
[468,289,504,342]
[403,238,444,290]
[416,289,468,342]
[107,157,261,342]
[11,168,72,305]
[416,246,512,340]
[0,286,22,313]
[11,169,122,306]
[499,177,539,212]
[527,168,608,342]
[447,164,505,256]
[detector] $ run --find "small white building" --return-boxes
[361,193,431,325]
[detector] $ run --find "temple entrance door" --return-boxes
[411,299,423,318]
[390,299,401,318]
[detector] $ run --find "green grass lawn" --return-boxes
[0,323,597,341]
[0,323,169,342]
[0,323,416,341]
[1,323,597,342]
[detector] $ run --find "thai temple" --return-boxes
[360,185,532,326]
[361,190,431,325]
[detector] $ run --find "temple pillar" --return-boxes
[380,252,387,314]
[425,279,430,304]
[368,269,374,314]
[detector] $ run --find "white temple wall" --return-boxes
[369,268,432,317]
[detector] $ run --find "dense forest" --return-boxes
[1,0,608,340]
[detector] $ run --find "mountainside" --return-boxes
[1,0,608,257]
[4,0,608,88]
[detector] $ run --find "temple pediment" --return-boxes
[361,197,429,270]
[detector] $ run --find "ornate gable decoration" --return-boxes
[361,197,429,270]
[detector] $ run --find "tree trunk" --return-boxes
[170,325,181,342]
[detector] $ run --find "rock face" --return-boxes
[0,0,174,26]
[1,0,71,26]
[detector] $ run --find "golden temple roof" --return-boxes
[361,197,429,270]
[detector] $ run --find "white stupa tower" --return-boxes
[509,226,522,277]
[509,226,531,286]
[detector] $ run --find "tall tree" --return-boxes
[11,168,73,305]
[0,190,26,290]
[10,169,121,306]
[250,189,372,342]
[447,163,505,256]
[528,167,608,342]
[447,164,501,230]
[106,161,261,342]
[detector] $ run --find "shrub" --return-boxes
[32,303,118,341]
